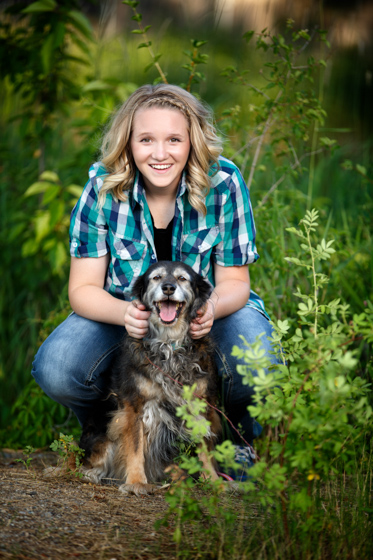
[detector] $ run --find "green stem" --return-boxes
[132,7,168,84]
[307,227,318,338]
[186,48,197,92]
[307,0,325,209]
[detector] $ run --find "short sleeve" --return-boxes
[69,163,109,258]
[213,164,259,267]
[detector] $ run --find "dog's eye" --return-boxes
[178,276,187,282]
[152,275,162,281]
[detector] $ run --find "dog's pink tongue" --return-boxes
[160,301,177,322]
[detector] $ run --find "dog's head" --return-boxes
[131,261,213,341]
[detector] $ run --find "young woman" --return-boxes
[32,84,278,472]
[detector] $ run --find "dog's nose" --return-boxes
[162,282,176,296]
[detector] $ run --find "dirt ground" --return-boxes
[0,449,180,560]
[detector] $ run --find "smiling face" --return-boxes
[130,107,191,195]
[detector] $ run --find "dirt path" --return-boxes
[0,449,177,559]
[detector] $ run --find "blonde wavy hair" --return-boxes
[99,84,223,215]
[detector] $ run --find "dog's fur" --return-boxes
[79,261,221,495]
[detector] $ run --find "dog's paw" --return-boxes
[118,482,156,496]
[43,466,67,478]
[79,468,101,484]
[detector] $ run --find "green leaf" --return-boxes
[35,212,51,242]
[42,185,60,205]
[277,320,290,334]
[40,171,59,183]
[22,0,57,14]
[50,241,68,273]
[22,239,38,257]
[285,227,305,239]
[284,257,304,266]
[144,61,155,72]
[66,185,83,198]
[41,34,54,73]
[67,10,93,40]
[243,30,255,43]
[137,41,152,49]
[82,80,112,93]
[24,182,55,197]
[356,164,367,176]
[191,39,208,48]
[320,136,337,148]
[49,200,65,227]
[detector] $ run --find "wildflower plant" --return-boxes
[50,433,85,475]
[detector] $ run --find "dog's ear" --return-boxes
[131,272,147,304]
[190,275,213,319]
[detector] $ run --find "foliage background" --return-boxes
[0,0,372,447]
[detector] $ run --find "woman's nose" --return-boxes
[152,142,167,160]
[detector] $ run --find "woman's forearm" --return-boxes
[211,278,251,320]
[69,285,129,326]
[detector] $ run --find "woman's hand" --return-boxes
[124,300,151,339]
[189,264,251,340]
[189,296,217,339]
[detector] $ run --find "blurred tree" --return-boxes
[0,0,94,173]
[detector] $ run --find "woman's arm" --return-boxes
[189,263,250,339]
[68,256,150,338]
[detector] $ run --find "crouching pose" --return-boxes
[32,84,280,486]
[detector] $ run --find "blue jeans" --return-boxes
[31,307,278,445]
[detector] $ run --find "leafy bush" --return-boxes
[157,209,372,559]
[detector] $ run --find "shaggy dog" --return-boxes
[79,261,221,496]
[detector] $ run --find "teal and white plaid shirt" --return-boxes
[70,156,268,317]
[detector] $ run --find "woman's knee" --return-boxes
[212,306,277,361]
[31,330,81,402]
[31,313,125,403]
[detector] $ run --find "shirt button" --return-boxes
[151,254,156,260]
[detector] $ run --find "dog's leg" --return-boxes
[198,407,221,482]
[109,405,156,496]
[198,447,220,481]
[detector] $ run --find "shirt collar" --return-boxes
[177,170,187,197]
[131,170,145,207]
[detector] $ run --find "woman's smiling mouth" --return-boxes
[149,164,173,170]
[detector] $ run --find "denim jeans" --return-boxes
[32,307,278,445]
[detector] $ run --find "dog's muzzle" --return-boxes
[155,299,185,324]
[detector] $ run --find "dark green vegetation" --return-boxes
[0,1,372,557]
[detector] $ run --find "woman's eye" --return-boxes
[170,138,180,143]
[140,138,151,143]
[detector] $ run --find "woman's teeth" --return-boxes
[150,164,172,170]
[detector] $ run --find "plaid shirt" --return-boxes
[70,156,268,317]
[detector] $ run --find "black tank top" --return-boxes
[152,216,173,262]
